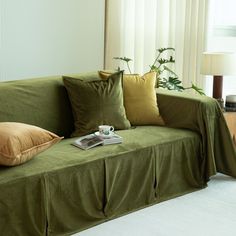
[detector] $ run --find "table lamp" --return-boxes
[201,52,236,106]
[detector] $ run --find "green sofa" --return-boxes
[0,75,235,236]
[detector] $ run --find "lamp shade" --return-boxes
[201,52,236,76]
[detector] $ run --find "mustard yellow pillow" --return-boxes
[99,71,164,125]
[0,122,63,166]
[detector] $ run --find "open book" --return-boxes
[72,133,123,150]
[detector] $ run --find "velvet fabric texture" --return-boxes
[99,71,164,125]
[0,76,236,235]
[0,122,62,166]
[0,76,74,138]
[0,126,203,235]
[63,71,130,137]
[157,89,236,180]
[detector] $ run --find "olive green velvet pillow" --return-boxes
[63,71,131,137]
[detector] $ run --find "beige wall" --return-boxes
[0,0,105,81]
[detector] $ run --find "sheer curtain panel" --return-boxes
[105,0,209,90]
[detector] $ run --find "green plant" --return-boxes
[114,47,205,95]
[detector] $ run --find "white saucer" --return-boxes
[95,131,115,139]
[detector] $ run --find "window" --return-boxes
[205,0,236,98]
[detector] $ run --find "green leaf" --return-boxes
[158,58,168,65]
[169,56,175,63]
[149,65,161,74]
[157,47,175,53]
[113,56,133,74]
[158,77,184,91]
[113,57,132,63]
[157,58,175,66]
[163,66,178,77]
[191,83,206,95]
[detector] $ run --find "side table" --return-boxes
[223,112,236,145]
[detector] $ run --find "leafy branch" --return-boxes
[150,47,175,70]
[113,48,205,95]
[184,84,205,95]
[113,57,132,74]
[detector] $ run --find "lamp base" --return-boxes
[213,75,223,99]
[213,75,224,109]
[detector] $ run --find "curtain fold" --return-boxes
[105,0,209,90]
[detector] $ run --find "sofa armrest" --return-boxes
[157,88,219,130]
[156,88,236,179]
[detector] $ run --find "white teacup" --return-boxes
[98,125,114,136]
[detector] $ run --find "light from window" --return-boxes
[212,0,236,37]
[213,0,236,26]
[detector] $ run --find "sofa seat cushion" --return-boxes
[0,126,204,235]
[0,126,201,178]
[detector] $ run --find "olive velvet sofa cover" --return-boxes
[0,76,235,236]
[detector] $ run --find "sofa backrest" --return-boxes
[0,76,74,137]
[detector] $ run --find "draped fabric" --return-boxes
[0,76,236,235]
[105,0,209,90]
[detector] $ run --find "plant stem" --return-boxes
[184,87,192,90]
[150,51,161,71]
[126,61,132,74]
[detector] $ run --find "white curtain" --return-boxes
[105,0,209,89]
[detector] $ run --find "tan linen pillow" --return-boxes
[0,122,63,166]
[99,71,164,125]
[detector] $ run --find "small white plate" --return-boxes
[95,131,115,139]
